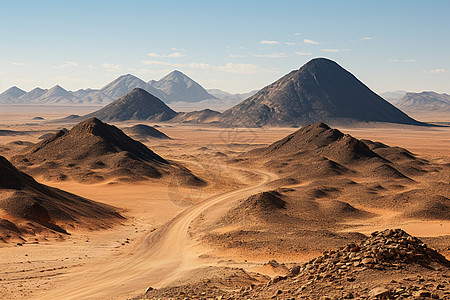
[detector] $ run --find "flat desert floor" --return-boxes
[0,107,449,299]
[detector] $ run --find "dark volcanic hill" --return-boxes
[244,122,428,180]
[123,124,171,140]
[169,109,221,123]
[0,155,123,240]
[220,58,422,127]
[12,118,203,185]
[83,88,177,122]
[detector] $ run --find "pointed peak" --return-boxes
[49,84,66,91]
[127,87,151,96]
[118,73,140,80]
[6,86,24,91]
[30,87,46,92]
[70,117,112,136]
[305,57,338,66]
[298,57,343,73]
[162,70,193,81]
[284,122,345,149]
[309,122,332,130]
[169,70,186,77]
[2,86,27,97]
[80,117,103,125]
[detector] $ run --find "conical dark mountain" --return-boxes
[151,70,216,103]
[13,118,203,185]
[220,58,422,126]
[83,88,178,122]
[0,155,122,237]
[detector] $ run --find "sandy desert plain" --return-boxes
[0,105,449,300]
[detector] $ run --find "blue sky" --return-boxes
[0,0,449,94]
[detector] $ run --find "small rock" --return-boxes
[414,290,431,297]
[369,286,390,298]
[272,289,282,298]
[289,265,301,276]
[344,292,354,298]
[271,275,286,284]
[361,258,374,265]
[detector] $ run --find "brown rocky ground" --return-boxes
[139,229,450,299]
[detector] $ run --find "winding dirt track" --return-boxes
[36,168,276,300]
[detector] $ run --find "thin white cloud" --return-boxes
[141,60,276,74]
[423,68,446,74]
[127,67,171,75]
[171,48,186,51]
[229,54,247,58]
[9,61,28,66]
[147,53,163,58]
[254,53,288,58]
[296,51,312,56]
[389,59,416,63]
[321,49,341,53]
[168,52,185,58]
[216,63,271,74]
[260,40,279,45]
[285,42,295,46]
[142,60,211,69]
[102,63,122,71]
[294,33,301,36]
[147,52,186,58]
[53,61,78,69]
[360,37,374,40]
[303,39,320,45]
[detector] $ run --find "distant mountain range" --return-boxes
[394,91,450,112]
[380,90,407,103]
[0,71,255,110]
[207,89,258,105]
